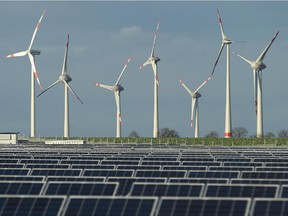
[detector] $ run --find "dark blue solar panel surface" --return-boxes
[130,183,203,197]
[0,168,30,176]
[156,198,250,216]
[188,171,239,179]
[83,169,134,177]
[44,182,118,196]
[64,196,157,216]
[135,170,186,178]
[0,196,65,216]
[0,181,44,195]
[31,169,81,176]
[252,199,288,216]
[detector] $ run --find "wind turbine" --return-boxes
[211,9,237,138]
[5,10,45,138]
[95,57,132,138]
[37,34,83,138]
[140,21,160,138]
[233,31,279,138]
[179,76,212,138]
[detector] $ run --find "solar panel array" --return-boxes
[2,144,288,215]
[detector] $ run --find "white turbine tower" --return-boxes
[5,10,45,138]
[95,57,132,138]
[37,34,83,138]
[211,9,239,138]
[140,21,160,138]
[179,76,212,138]
[233,31,279,138]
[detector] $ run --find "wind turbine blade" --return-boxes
[64,81,84,104]
[256,30,279,63]
[211,43,225,76]
[151,62,159,86]
[191,99,196,128]
[62,34,69,75]
[95,83,114,91]
[140,60,150,70]
[150,21,160,57]
[28,10,46,50]
[114,91,122,125]
[179,80,193,95]
[115,56,132,85]
[217,9,227,40]
[253,69,258,115]
[232,52,253,65]
[5,51,28,58]
[37,80,60,98]
[195,76,212,93]
[28,53,42,90]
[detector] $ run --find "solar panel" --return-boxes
[188,171,240,179]
[143,157,178,161]
[105,157,142,161]
[251,198,288,216]
[0,168,30,176]
[44,182,118,196]
[60,160,100,164]
[163,166,207,171]
[254,158,288,163]
[63,196,157,216]
[265,162,288,167]
[107,177,166,195]
[209,166,254,171]
[26,164,70,169]
[141,161,181,166]
[130,182,203,197]
[47,176,106,182]
[231,179,288,185]
[31,168,82,176]
[0,195,66,216]
[169,178,229,184]
[205,184,279,198]
[0,181,44,195]
[256,167,288,171]
[0,163,24,168]
[135,170,186,178]
[216,158,252,162]
[223,162,263,167]
[33,156,69,160]
[71,164,116,169]
[20,159,59,164]
[101,160,140,165]
[0,176,44,181]
[0,159,20,163]
[83,169,134,177]
[155,197,250,216]
[116,165,161,170]
[182,162,222,167]
[179,157,214,162]
[279,185,288,198]
[242,171,288,179]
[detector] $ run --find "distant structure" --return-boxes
[233,31,279,138]
[5,11,46,138]
[37,34,83,138]
[0,132,19,144]
[140,21,161,138]
[179,76,211,138]
[96,57,132,138]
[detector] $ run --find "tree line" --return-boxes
[129,127,288,138]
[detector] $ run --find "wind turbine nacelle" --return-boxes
[59,74,72,83]
[153,56,160,63]
[30,49,41,56]
[113,85,124,92]
[192,92,201,99]
[251,62,266,71]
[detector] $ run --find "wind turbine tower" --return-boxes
[37,34,83,138]
[212,9,237,138]
[96,57,132,138]
[233,31,279,138]
[5,10,46,138]
[140,21,161,138]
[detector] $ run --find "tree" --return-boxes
[232,127,248,138]
[278,130,288,138]
[159,128,180,138]
[265,132,275,138]
[204,130,219,138]
[128,131,140,138]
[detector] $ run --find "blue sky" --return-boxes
[0,1,287,138]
